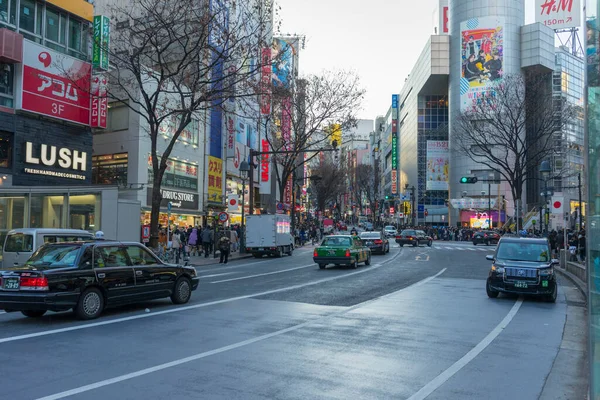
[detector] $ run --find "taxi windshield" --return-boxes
[496,242,550,262]
[322,237,352,247]
[25,245,81,268]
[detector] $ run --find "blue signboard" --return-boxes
[418,204,425,212]
[392,94,398,109]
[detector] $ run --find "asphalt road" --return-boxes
[0,237,571,400]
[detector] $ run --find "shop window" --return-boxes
[0,193,25,230]
[30,193,66,228]
[0,0,16,26]
[69,193,100,231]
[92,153,128,185]
[0,63,14,108]
[0,132,12,168]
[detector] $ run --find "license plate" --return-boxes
[542,281,548,287]
[2,277,19,290]
[366,241,373,245]
[514,281,528,289]
[328,250,336,255]
[258,248,264,251]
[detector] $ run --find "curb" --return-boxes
[556,267,588,302]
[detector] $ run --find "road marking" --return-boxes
[198,272,238,279]
[415,255,429,261]
[210,264,314,283]
[407,298,523,400]
[0,311,5,315]
[0,250,404,345]
[35,266,446,400]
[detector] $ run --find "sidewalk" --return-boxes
[186,251,253,267]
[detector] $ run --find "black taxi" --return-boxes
[0,240,199,319]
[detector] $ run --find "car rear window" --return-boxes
[322,237,352,247]
[360,233,380,239]
[26,244,82,267]
[401,230,416,236]
[5,233,34,252]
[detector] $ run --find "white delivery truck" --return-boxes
[245,215,294,258]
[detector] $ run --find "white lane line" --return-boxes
[210,264,314,283]
[407,298,523,400]
[0,250,404,345]
[0,311,5,315]
[444,247,454,250]
[35,267,446,400]
[198,272,238,279]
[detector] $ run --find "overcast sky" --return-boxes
[275,0,541,121]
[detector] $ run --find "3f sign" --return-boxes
[52,103,65,115]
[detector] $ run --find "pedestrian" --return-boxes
[218,235,231,264]
[230,228,239,253]
[172,228,182,263]
[578,230,586,263]
[188,226,199,256]
[201,226,213,258]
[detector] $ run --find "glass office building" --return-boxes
[588,1,600,398]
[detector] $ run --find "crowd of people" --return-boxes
[156,224,242,264]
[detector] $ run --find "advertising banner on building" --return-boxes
[225,113,236,158]
[426,140,449,190]
[208,156,223,203]
[19,40,91,125]
[259,138,271,195]
[272,37,299,89]
[459,17,504,112]
[148,156,199,191]
[157,115,199,146]
[146,188,199,211]
[227,141,248,178]
[281,97,292,148]
[92,15,110,70]
[90,73,108,128]
[535,0,580,30]
[260,48,271,115]
[391,170,398,194]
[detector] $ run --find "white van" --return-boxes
[2,229,94,267]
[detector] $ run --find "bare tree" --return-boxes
[311,155,347,213]
[352,164,378,218]
[92,0,272,245]
[453,72,576,229]
[265,71,365,204]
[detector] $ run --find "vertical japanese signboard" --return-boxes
[92,16,110,71]
[208,156,223,203]
[90,73,108,128]
[259,139,271,195]
[391,94,399,194]
[225,114,235,158]
[260,48,271,115]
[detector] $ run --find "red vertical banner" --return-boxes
[260,48,272,115]
[90,73,108,129]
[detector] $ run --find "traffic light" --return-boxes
[385,195,390,200]
[460,177,478,184]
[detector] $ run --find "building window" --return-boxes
[44,5,66,51]
[68,17,87,59]
[0,63,14,108]
[69,193,100,231]
[148,157,198,191]
[0,0,17,25]
[92,153,128,185]
[19,0,42,42]
[0,132,12,168]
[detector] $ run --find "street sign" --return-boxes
[418,204,425,213]
[141,225,150,243]
[398,213,404,218]
[218,212,229,223]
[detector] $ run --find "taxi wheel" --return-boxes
[427,240,432,247]
[399,244,404,247]
[351,258,358,269]
[365,254,371,266]
[171,277,192,304]
[486,281,499,299]
[318,264,326,269]
[75,287,105,320]
[21,310,46,318]
[546,284,557,303]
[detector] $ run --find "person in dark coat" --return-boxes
[218,235,231,264]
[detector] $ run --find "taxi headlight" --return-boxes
[539,268,554,276]
[491,265,505,274]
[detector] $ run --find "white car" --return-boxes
[383,226,397,237]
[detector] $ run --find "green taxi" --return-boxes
[313,235,371,269]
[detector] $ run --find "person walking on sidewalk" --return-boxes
[172,228,182,264]
[218,235,231,264]
[230,228,239,253]
[188,226,199,256]
[201,226,213,258]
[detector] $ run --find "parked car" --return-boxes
[395,229,432,247]
[486,237,557,302]
[383,226,397,238]
[313,235,371,269]
[473,230,501,246]
[0,240,200,320]
[359,231,390,254]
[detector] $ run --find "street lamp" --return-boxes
[540,160,552,234]
[239,160,250,253]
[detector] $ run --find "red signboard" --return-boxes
[260,48,271,115]
[442,6,449,33]
[20,40,91,125]
[261,139,270,182]
[90,73,108,128]
[391,170,398,194]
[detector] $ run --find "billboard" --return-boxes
[92,16,110,70]
[207,156,223,203]
[19,40,91,125]
[259,138,271,195]
[535,0,580,30]
[459,17,504,112]
[272,37,299,89]
[90,73,108,128]
[426,140,449,191]
[260,48,272,115]
[225,113,236,158]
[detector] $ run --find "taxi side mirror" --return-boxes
[551,258,559,265]
[486,255,494,261]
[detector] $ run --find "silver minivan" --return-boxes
[2,229,94,267]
